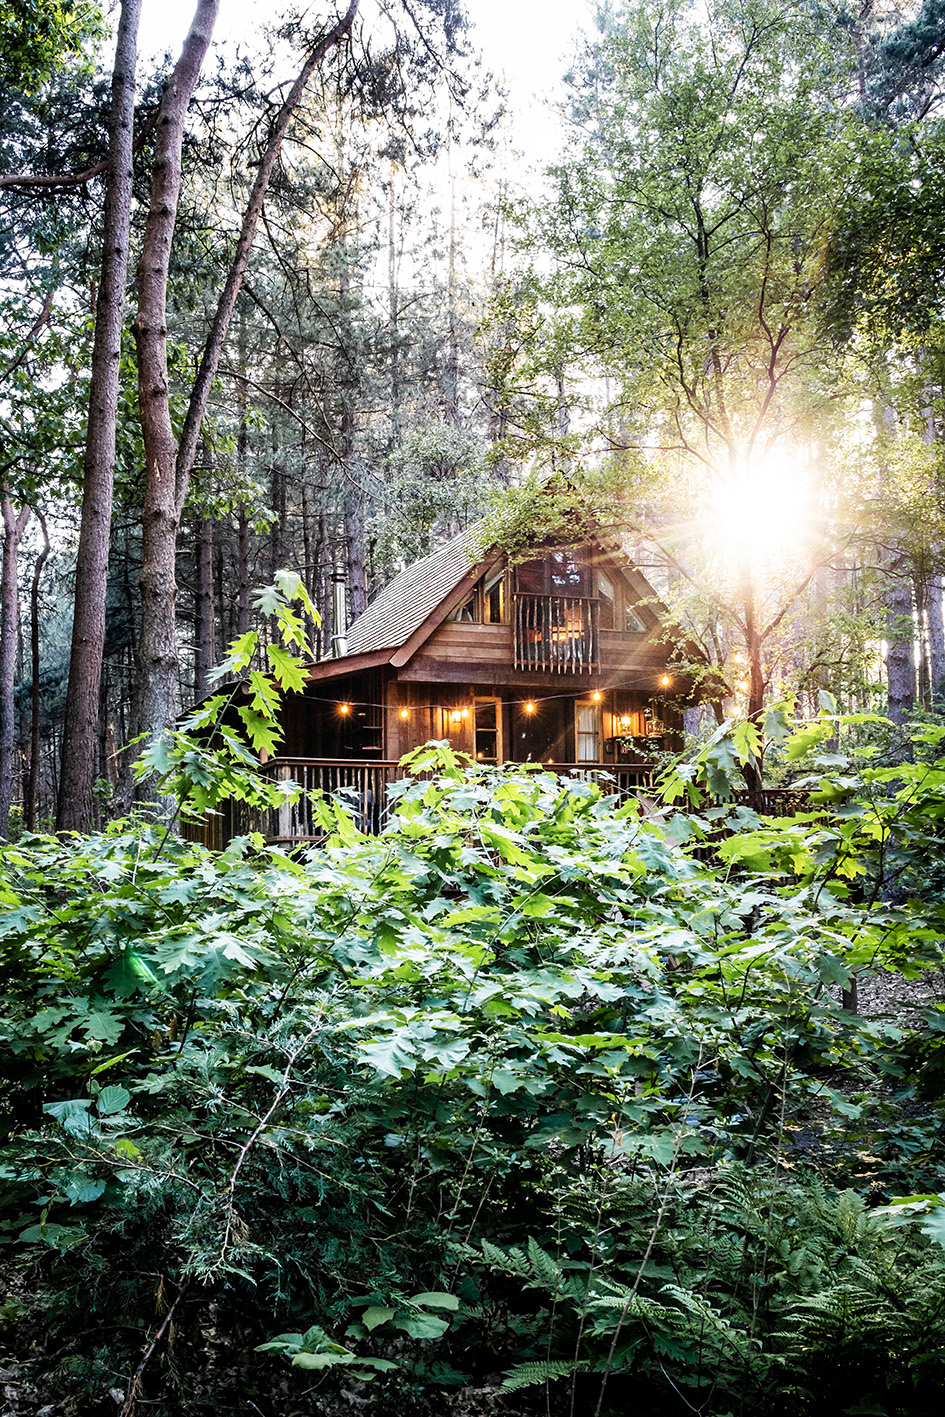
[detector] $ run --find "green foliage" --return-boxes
[4,719,945,1411]
[134,571,318,821]
[0,0,103,94]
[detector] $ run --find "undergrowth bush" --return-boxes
[2,704,945,1413]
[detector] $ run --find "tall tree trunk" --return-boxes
[445,142,459,426]
[26,511,50,831]
[131,0,219,770]
[885,558,915,726]
[388,161,401,434]
[57,0,141,832]
[345,503,368,620]
[0,499,30,838]
[928,573,945,692]
[132,0,359,758]
[194,516,214,699]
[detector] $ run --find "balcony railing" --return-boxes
[513,593,600,673]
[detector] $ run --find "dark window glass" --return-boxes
[516,558,547,594]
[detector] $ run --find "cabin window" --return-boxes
[550,549,586,594]
[515,549,588,596]
[475,697,501,762]
[598,574,615,630]
[515,557,547,594]
[455,594,478,622]
[625,604,647,633]
[575,702,600,762]
[484,570,504,623]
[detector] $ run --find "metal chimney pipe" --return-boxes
[331,570,349,658]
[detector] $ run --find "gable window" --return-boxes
[625,604,647,633]
[598,574,615,630]
[483,570,504,623]
[515,548,589,596]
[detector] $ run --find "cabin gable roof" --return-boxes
[345,532,478,656]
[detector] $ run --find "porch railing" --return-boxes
[226,757,656,845]
[193,761,809,849]
[513,593,600,673]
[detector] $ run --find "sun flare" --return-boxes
[710,449,813,563]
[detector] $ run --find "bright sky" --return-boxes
[133,0,591,164]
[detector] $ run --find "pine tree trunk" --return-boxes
[131,0,219,767]
[131,0,358,765]
[26,511,50,830]
[194,516,214,699]
[0,499,30,838]
[57,0,141,832]
[885,558,915,726]
[928,573,945,692]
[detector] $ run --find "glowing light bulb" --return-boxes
[340,703,350,715]
[592,690,601,702]
[660,675,671,688]
[399,708,408,719]
[525,702,535,714]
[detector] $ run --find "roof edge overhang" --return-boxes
[302,648,396,684]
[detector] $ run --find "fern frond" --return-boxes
[501,1359,580,1392]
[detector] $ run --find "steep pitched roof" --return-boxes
[345,532,478,655]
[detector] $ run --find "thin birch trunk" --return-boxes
[58,0,141,832]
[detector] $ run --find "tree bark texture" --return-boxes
[132,0,219,752]
[884,557,916,726]
[57,0,141,832]
[928,573,945,692]
[27,511,50,830]
[194,516,214,699]
[133,0,359,751]
[0,499,31,838]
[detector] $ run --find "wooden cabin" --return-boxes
[220,534,685,845]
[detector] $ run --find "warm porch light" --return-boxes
[340,703,350,715]
[660,675,671,687]
[525,701,535,714]
[592,690,601,702]
[399,708,409,719]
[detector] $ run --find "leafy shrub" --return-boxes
[1,712,945,1413]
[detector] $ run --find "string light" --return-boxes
[323,676,676,719]
[660,675,671,688]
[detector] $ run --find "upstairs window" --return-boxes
[515,548,589,596]
[598,573,615,629]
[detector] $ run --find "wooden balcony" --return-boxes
[513,593,600,673]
